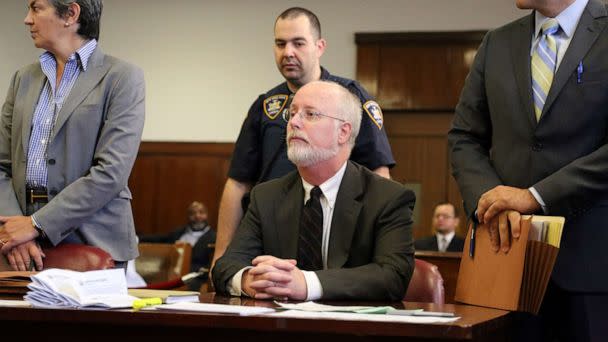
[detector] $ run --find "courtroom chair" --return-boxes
[135,242,192,289]
[0,243,115,272]
[42,244,115,271]
[404,259,445,304]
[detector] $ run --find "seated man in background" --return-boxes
[213,81,415,301]
[415,202,464,252]
[140,201,216,288]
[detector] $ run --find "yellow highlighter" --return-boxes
[132,297,163,311]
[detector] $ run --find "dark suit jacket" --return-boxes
[213,161,416,301]
[140,225,216,272]
[415,235,465,252]
[448,0,608,292]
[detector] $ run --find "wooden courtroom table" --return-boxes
[415,250,462,303]
[0,293,510,341]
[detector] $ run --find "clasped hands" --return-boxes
[0,215,45,271]
[476,185,541,254]
[241,255,307,301]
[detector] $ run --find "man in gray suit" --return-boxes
[213,81,414,301]
[449,0,608,340]
[0,0,144,271]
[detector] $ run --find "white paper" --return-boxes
[156,302,275,316]
[275,301,391,313]
[24,268,137,309]
[269,309,460,323]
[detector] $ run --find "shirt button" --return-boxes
[48,159,56,165]
[41,139,46,144]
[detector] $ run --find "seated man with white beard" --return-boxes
[212,81,415,301]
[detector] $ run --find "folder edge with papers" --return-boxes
[455,215,564,314]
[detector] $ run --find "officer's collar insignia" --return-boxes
[363,100,384,129]
[264,94,289,120]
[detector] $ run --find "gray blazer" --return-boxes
[448,0,608,292]
[0,47,145,261]
[213,161,415,301]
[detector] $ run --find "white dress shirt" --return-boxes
[436,231,455,252]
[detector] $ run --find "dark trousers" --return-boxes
[513,280,608,342]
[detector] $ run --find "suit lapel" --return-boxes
[431,236,439,251]
[21,68,46,155]
[327,162,363,269]
[51,47,111,140]
[543,0,608,118]
[275,173,303,259]
[511,14,537,129]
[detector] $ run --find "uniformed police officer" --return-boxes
[212,7,395,267]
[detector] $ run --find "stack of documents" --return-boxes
[0,271,34,295]
[155,301,459,323]
[24,268,138,309]
[456,215,564,314]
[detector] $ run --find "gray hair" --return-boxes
[328,82,362,149]
[50,0,103,40]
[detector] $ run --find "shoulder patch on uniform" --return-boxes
[263,94,289,120]
[363,101,383,129]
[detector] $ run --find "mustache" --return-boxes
[287,131,308,143]
[282,58,299,66]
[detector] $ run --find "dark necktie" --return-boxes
[298,186,324,271]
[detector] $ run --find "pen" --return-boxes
[132,297,162,311]
[577,61,584,84]
[469,220,477,258]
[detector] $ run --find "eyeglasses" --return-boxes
[433,214,456,219]
[283,108,346,123]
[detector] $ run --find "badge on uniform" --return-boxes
[363,100,384,129]
[263,94,289,120]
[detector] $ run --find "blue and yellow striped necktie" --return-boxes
[531,19,560,121]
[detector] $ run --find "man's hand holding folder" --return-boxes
[475,185,543,254]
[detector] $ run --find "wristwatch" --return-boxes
[34,226,47,240]
[31,217,47,240]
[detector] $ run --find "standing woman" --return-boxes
[0,0,145,271]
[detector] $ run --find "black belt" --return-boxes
[26,188,49,204]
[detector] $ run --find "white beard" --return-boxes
[287,137,339,167]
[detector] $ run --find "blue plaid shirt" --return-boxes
[26,39,97,188]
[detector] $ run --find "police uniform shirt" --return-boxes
[228,67,395,184]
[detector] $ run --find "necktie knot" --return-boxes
[310,186,323,202]
[541,19,560,36]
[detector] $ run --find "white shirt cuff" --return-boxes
[228,266,253,297]
[31,215,41,229]
[528,187,548,214]
[302,271,323,301]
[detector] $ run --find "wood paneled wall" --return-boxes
[356,31,485,238]
[129,142,233,236]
